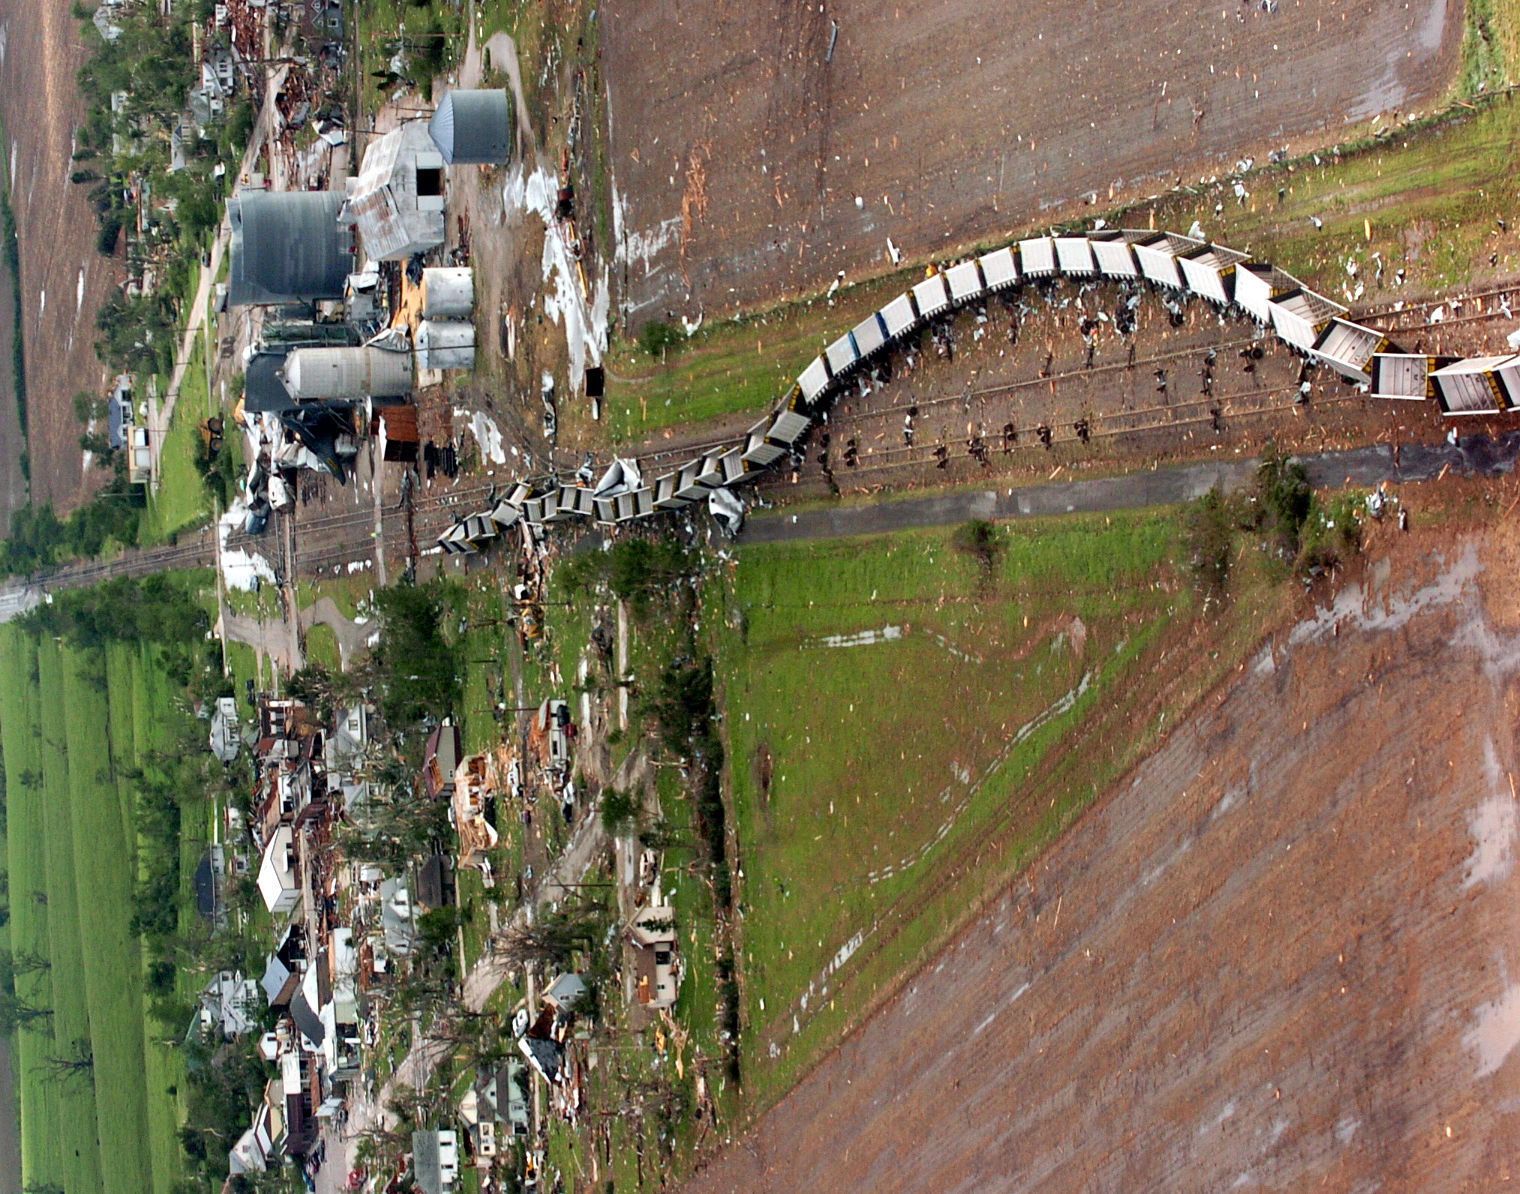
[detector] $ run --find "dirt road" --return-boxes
[681,524,1520,1192]
[0,0,123,511]
[602,0,1459,326]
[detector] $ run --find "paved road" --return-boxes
[739,433,1520,544]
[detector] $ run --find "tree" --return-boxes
[0,990,54,1033]
[9,946,50,976]
[1255,446,1312,552]
[600,787,640,836]
[497,904,604,969]
[37,1038,93,1085]
[368,579,463,728]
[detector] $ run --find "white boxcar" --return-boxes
[1430,356,1514,415]
[912,272,951,319]
[978,247,1020,292]
[797,356,832,404]
[1178,245,1248,307]
[879,292,919,339]
[852,311,889,358]
[1053,236,1096,276]
[825,331,859,377]
[1369,354,1443,401]
[1310,319,1387,384]
[945,260,986,303]
[1089,233,1138,279]
[1018,237,1057,277]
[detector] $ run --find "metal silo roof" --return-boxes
[228,191,354,307]
[428,89,512,165]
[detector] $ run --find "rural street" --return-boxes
[739,433,1520,544]
[312,809,610,1194]
[148,60,292,488]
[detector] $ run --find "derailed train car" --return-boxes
[442,226,1515,551]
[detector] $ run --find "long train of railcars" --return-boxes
[437,228,1515,553]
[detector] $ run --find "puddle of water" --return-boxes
[1466,982,1520,1079]
[1463,739,1518,890]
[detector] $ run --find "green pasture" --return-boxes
[712,513,1279,1107]
[0,628,189,1194]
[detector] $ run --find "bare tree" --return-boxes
[37,1038,94,1085]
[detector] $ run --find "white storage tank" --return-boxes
[284,346,413,400]
[422,267,475,319]
[416,320,477,372]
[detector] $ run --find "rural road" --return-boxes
[148,57,292,488]
[739,433,1520,544]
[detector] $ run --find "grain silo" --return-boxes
[428,89,513,165]
[416,321,476,372]
[421,268,475,320]
[283,346,414,401]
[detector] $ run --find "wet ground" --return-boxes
[0,0,122,511]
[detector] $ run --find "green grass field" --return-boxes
[0,628,189,1194]
[599,272,920,444]
[711,512,1292,1109]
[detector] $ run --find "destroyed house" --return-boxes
[423,725,462,799]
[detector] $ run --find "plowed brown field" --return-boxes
[685,517,1520,1192]
[0,0,121,512]
[603,0,1460,325]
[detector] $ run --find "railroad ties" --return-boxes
[438,229,1509,554]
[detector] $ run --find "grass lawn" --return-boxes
[0,627,190,1194]
[142,336,212,546]
[598,270,922,445]
[711,511,1294,1110]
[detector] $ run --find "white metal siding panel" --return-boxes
[945,260,985,302]
[978,247,1019,291]
[1053,237,1096,276]
[593,497,617,523]
[912,273,951,318]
